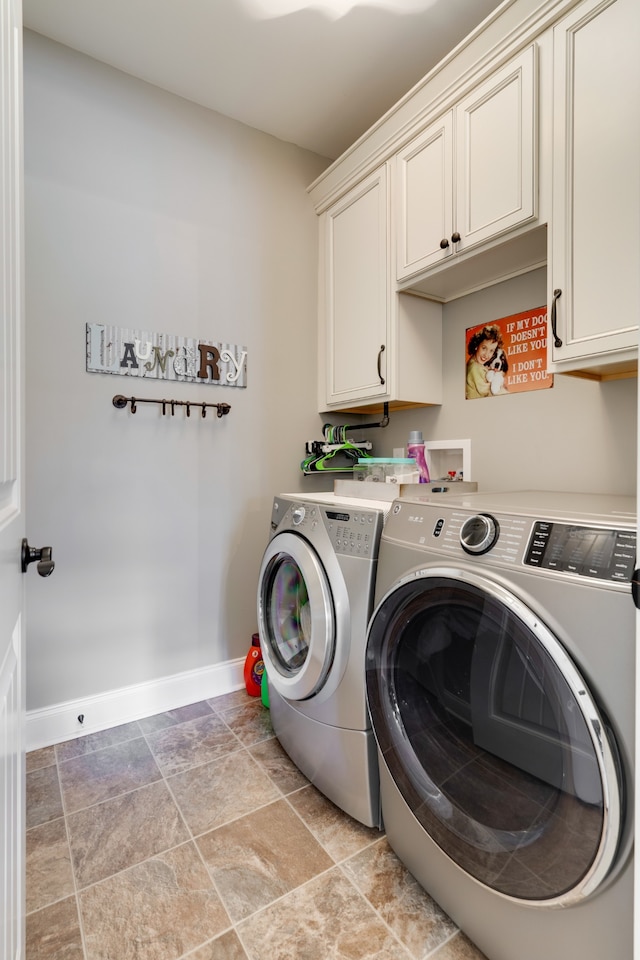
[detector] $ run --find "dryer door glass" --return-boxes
[366,571,623,905]
[267,558,311,671]
[258,532,335,701]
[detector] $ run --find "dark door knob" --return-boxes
[439,238,450,249]
[451,231,461,243]
[21,539,55,577]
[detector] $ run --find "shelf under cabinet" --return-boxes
[399,224,547,303]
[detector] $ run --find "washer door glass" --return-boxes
[366,570,623,905]
[258,532,335,701]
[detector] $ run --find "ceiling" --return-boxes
[22,0,505,161]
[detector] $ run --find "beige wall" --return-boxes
[23,31,331,711]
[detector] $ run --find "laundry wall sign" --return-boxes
[465,306,552,400]
[86,323,247,388]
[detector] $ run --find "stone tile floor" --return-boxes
[26,689,488,960]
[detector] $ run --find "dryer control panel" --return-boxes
[432,509,530,566]
[524,522,636,582]
[386,497,636,585]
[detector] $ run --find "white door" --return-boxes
[1,0,25,957]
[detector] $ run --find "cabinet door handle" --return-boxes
[377,344,386,385]
[439,238,449,249]
[451,232,461,243]
[550,288,563,348]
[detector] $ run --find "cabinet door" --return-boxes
[549,0,639,372]
[322,166,389,408]
[396,113,453,280]
[455,45,537,251]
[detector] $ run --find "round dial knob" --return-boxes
[460,513,499,554]
[291,506,306,525]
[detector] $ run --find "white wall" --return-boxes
[380,268,637,494]
[23,32,331,714]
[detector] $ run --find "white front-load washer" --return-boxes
[257,492,390,827]
[365,491,636,960]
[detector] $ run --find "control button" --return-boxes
[460,514,499,555]
[291,506,306,525]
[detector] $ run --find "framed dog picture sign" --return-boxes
[465,305,553,400]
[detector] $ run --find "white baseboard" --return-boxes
[26,658,245,752]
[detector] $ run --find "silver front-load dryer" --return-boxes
[365,491,636,960]
[257,492,390,827]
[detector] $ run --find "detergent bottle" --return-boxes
[407,431,430,484]
[244,633,265,697]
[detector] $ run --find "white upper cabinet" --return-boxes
[396,46,538,284]
[319,164,442,412]
[548,0,639,377]
[311,0,639,411]
[321,166,389,409]
[456,46,537,250]
[395,113,454,279]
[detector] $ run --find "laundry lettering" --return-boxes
[220,350,247,383]
[197,343,221,381]
[87,323,247,388]
[120,342,139,368]
[145,346,175,373]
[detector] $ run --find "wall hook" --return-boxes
[112,395,231,420]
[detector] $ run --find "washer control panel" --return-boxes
[275,499,384,558]
[325,509,380,556]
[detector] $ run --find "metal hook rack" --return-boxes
[112,394,231,418]
[321,402,390,444]
[302,402,390,474]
